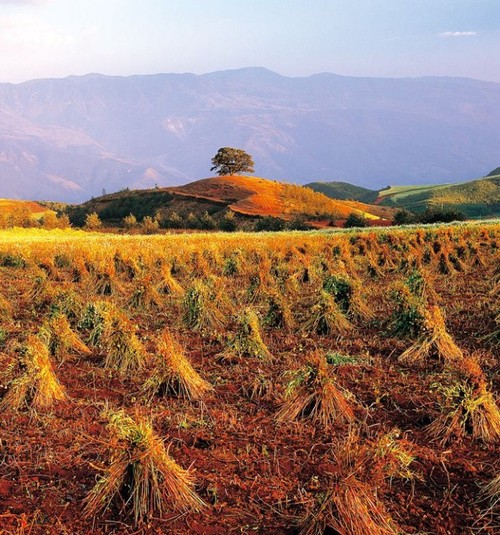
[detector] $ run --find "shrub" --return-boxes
[219,211,237,231]
[123,213,138,229]
[84,212,102,230]
[255,216,286,232]
[140,215,160,234]
[344,212,369,228]
[393,209,416,225]
[418,208,466,224]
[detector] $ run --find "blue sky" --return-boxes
[0,0,498,83]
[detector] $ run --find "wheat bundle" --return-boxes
[399,305,463,366]
[84,410,204,525]
[142,330,212,400]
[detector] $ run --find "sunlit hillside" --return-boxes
[0,199,54,225]
[173,175,394,221]
[377,177,500,217]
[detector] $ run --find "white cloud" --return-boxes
[439,31,477,38]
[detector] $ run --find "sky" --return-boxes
[0,0,499,84]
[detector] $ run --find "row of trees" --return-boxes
[79,207,468,234]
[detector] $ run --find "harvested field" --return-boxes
[0,221,498,534]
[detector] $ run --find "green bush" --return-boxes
[255,216,286,232]
[344,213,369,228]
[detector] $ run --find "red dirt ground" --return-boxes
[0,227,498,534]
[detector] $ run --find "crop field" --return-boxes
[377,185,453,201]
[0,222,498,534]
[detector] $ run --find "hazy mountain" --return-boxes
[0,68,499,202]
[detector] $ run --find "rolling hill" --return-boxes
[306,171,500,218]
[305,181,378,203]
[0,199,54,225]
[68,175,395,228]
[1,68,500,202]
[376,176,500,217]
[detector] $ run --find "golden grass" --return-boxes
[398,305,463,366]
[42,313,91,361]
[84,410,204,524]
[222,307,273,361]
[301,475,400,535]
[0,335,67,412]
[142,330,213,400]
[277,352,355,426]
[429,380,500,444]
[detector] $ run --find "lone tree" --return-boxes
[210,147,254,176]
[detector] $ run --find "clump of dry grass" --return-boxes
[428,374,500,445]
[322,274,373,321]
[182,278,228,333]
[0,335,67,412]
[368,428,419,485]
[40,312,90,362]
[477,474,500,527]
[84,410,204,525]
[263,291,295,331]
[398,305,463,366]
[128,273,162,311]
[403,268,439,303]
[301,475,401,535]
[25,271,58,307]
[79,301,145,376]
[142,330,213,400]
[0,292,12,319]
[222,307,273,361]
[157,264,184,297]
[301,431,412,535]
[483,265,500,347]
[88,260,124,296]
[276,352,355,426]
[389,269,439,341]
[304,291,352,336]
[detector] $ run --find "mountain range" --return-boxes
[1,67,499,203]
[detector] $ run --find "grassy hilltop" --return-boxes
[67,175,395,229]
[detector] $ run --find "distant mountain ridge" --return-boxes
[1,68,500,202]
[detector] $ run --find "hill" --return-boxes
[68,175,395,228]
[305,181,378,203]
[1,68,500,202]
[0,199,54,226]
[377,177,500,217]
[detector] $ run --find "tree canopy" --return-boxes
[210,147,254,176]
